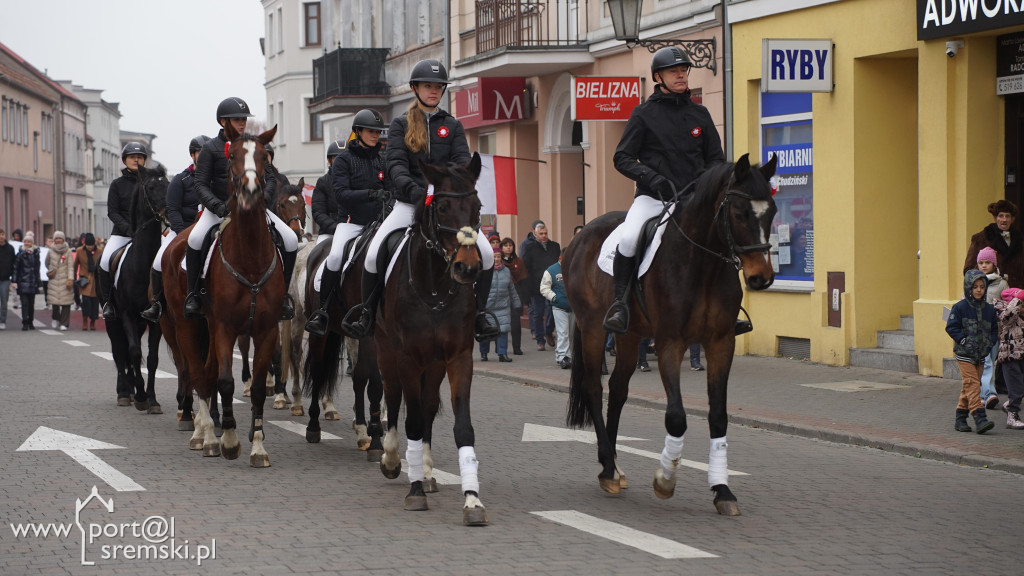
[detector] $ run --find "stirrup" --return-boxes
[102,301,117,321]
[305,309,329,336]
[735,306,753,335]
[280,294,295,321]
[602,301,629,334]
[141,301,162,323]
[183,293,203,319]
[474,311,500,343]
[341,304,372,339]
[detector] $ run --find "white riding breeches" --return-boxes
[100,235,130,271]
[326,222,364,272]
[617,194,668,258]
[315,234,332,246]
[365,201,415,275]
[151,230,176,272]
[187,208,297,253]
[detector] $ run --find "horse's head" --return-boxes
[276,176,307,240]
[417,152,483,284]
[225,124,277,212]
[133,164,169,229]
[724,153,778,290]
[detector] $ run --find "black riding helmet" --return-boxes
[216,97,254,121]
[409,59,449,107]
[352,108,386,131]
[121,141,148,162]
[650,46,693,83]
[188,135,210,154]
[327,140,345,159]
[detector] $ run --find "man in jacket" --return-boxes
[0,228,15,330]
[522,221,560,350]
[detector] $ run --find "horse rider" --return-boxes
[602,46,725,334]
[311,140,345,245]
[98,141,149,321]
[305,109,390,336]
[183,97,299,320]
[263,143,282,211]
[344,60,499,341]
[141,135,207,322]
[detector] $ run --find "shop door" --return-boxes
[1005,93,1024,210]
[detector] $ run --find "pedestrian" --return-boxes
[45,231,74,331]
[604,46,724,334]
[995,287,1024,429]
[0,227,15,330]
[479,247,520,362]
[500,237,528,355]
[964,199,1024,289]
[976,246,1008,409]
[75,233,100,330]
[11,228,23,242]
[522,221,560,350]
[946,269,999,434]
[689,343,705,371]
[12,231,41,330]
[637,338,653,372]
[540,257,572,369]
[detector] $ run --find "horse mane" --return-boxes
[688,157,773,211]
[129,164,168,233]
[412,160,478,226]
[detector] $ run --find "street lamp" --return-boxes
[607,0,718,74]
[93,164,104,183]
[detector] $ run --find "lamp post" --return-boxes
[607,0,717,74]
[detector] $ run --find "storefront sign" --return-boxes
[997,32,1024,95]
[453,77,526,130]
[918,0,1024,41]
[571,76,642,121]
[761,39,833,93]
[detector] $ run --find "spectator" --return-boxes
[11,228,23,242]
[522,221,560,350]
[946,270,998,434]
[540,257,572,369]
[500,237,528,355]
[638,338,653,372]
[976,247,1008,409]
[689,343,705,371]
[520,219,544,259]
[995,287,1024,430]
[964,199,1024,288]
[12,231,41,330]
[0,228,14,330]
[479,246,520,363]
[45,231,74,331]
[75,233,100,330]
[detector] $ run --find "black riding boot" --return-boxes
[474,268,499,342]
[602,250,636,334]
[183,246,204,319]
[140,269,164,323]
[280,250,296,320]
[342,271,380,339]
[99,268,117,321]
[305,266,340,336]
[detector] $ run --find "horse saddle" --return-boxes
[379,227,411,285]
[312,225,378,294]
[598,202,677,278]
[111,243,132,289]
[181,216,281,278]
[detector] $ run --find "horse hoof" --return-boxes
[222,443,241,460]
[366,449,384,463]
[290,406,304,416]
[599,475,622,495]
[463,506,489,526]
[134,400,150,412]
[175,410,183,422]
[265,386,275,397]
[325,410,340,421]
[712,485,741,516]
[202,442,221,457]
[423,477,438,493]
[380,461,401,479]
[147,404,163,415]
[250,454,271,468]
[357,438,371,450]
[618,474,628,490]
[273,399,286,410]
[653,469,676,500]
[404,495,428,511]
[243,388,251,398]
[306,429,321,443]
[189,438,204,450]
[178,420,195,432]
[117,397,131,407]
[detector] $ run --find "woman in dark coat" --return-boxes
[965,199,1024,288]
[13,232,41,330]
[501,237,528,355]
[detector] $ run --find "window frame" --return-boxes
[304,2,321,47]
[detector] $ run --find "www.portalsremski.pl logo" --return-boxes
[9,486,216,566]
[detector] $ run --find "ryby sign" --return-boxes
[761,39,834,93]
[453,77,526,130]
[571,76,642,121]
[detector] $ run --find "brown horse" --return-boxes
[376,153,489,526]
[563,153,777,516]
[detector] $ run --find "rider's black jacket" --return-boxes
[331,140,390,226]
[107,168,140,236]
[387,109,469,204]
[312,171,339,235]
[613,87,724,201]
[166,166,199,234]
[264,161,280,210]
[194,129,231,218]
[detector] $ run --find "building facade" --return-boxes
[54,81,89,239]
[67,84,121,239]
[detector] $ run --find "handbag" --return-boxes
[75,276,90,289]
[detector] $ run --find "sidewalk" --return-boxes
[473,341,1024,475]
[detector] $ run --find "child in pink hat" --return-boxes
[977,246,1008,410]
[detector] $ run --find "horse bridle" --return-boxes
[408,188,480,310]
[667,179,772,270]
[227,134,265,203]
[137,172,170,232]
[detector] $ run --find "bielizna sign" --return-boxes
[571,77,642,121]
[918,0,1024,41]
[761,39,833,93]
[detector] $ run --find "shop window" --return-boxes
[761,92,813,291]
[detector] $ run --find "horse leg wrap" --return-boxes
[406,439,424,483]
[458,446,480,494]
[660,434,684,479]
[708,436,728,487]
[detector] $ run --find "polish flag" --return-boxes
[477,154,517,215]
[302,183,314,205]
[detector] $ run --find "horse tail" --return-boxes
[566,325,592,429]
[302,331,343,401]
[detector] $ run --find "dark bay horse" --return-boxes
[103,164,169,412]
[563,153,777,516]
[376,153,489,526]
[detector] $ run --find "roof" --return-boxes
[0,40,83,106]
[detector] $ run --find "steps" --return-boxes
[849,315,919,373]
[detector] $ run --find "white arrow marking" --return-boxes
[531,510,717,559]
[400,460,461,485]
[17,427,144,492]
[268,420,342,440]
[63,340,90,347]
[522,423,747,476]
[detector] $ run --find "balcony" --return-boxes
[309,47,390,115]
[455,0,593,78]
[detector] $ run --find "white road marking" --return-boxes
[400,460,461,485]
[17,427,144,492]
[140,368,177,379]
[92,351,114,360]
[268,420,342,440]
[531,510,717,559]
[63,340,90,347]
[40,329,62,336]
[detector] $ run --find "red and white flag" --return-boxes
[477,154,517,215]
[302,183,314,205]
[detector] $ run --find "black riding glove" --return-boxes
[212,202,229,218]
[647,174,675,197]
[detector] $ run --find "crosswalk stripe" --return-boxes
[400,459,461,485]
[614,444,749,476]
[531,510,718,559]
[62,340,89,347]
[268,420,342,440]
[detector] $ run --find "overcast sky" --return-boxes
[0,0,267,170]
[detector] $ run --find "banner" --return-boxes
[477,154,517,215]
[571,77,642,121]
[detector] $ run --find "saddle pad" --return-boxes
[113,243,132,288]
[312,238,361,293]
[598,203,676,278]
[384,230,412,285]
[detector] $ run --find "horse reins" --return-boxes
[408,188,480,311]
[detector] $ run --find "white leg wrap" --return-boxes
[708,436,728,487]
[660,434,684,479]
[458,446,480,494]
[406,439,424,483]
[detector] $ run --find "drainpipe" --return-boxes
[443,0,452,111]
[722,0,733,160]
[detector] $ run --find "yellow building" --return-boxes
[730,0,1024,377]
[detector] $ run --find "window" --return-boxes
[304,3,321,47]
[277,101,285,141]
[22,106,28,147]
[761,92,813,291]
[1,97,6,141]
[15,103,21,145]
[276,7,283,54]
[268,104,275,131]
[478,132,496,154]
[306,98,322,141]
[267,13,275,55]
